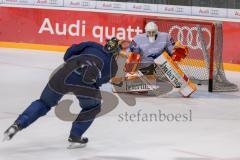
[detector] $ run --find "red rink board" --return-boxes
[0,6,239,65]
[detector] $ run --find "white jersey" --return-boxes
[130,32,174,68]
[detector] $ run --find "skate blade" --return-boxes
[3,127,16,142]
[67,142,87,149]
[2,133,10,142]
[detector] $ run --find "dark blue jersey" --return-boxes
[64,41,118,87]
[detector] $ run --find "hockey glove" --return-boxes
[171,41,189,62]
[81,60,101,85]
[124,52,141,73]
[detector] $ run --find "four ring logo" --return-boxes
[176,7,184,13]
[169,25,211,50]
[211,9,219,15]
[81,2,90,7]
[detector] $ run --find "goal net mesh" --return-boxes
[145,18,238,92]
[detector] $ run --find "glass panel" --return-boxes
[228,0,240,9]
[192,0,227,8]
[167,0,191,6]
[94,0,240,9]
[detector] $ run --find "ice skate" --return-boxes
[3,123,21,142]
[67,135,88,149]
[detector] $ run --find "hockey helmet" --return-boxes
[103,37,120,55]
[145,21,158,43]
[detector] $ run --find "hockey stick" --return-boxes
[137,70,173,96]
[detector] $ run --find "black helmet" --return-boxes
[103,37,120,54]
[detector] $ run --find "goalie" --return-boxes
[112,21,196,97]
[130,21,188,74]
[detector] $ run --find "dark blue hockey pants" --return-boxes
[15,72,101,138]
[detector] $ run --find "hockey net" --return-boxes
[145,17,238,92]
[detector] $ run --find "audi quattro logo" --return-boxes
[169,25,211,50]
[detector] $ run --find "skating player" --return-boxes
[3,38,119,149]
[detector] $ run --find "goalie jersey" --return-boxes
[130,32,175,68]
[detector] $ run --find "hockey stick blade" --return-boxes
[137,71,173,96]
[3,133,10,142]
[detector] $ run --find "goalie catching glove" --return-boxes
[171,41,189,62]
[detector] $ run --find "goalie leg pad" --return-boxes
[154,51,197,97]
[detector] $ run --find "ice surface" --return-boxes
[0,48,240,160]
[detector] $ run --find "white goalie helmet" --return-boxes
[145,21,158,43]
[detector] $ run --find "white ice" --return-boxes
[0,48,240,160]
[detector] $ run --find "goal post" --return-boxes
[144,17,238,92]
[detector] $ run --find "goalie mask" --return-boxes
[145,21,158,43]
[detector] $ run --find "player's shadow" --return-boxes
[78,155,145,160]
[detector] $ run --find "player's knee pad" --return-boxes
[39,96,59,110]
[76,104,101,123]
[40,85,62,108]
[82,102,101,115]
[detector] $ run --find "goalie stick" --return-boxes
[111,51,172,96]
[112,70,173,96]
[136,70,173,96]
